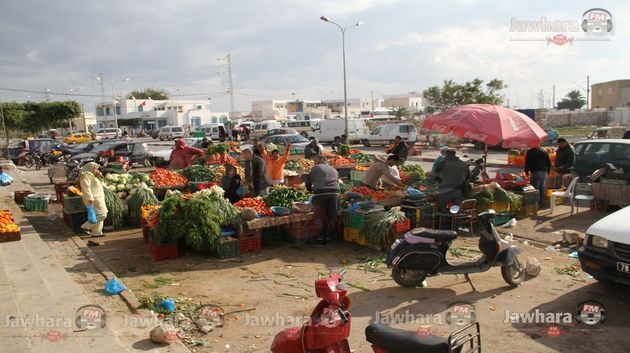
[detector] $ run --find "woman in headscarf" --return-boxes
[169,138,205,169]
[221,164,243,204]
[79,162,108,237]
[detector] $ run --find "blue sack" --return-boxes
[159,298,176,312]
[86,204,97,224]
[104,278,125,295]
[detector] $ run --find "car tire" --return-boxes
[363,139,371,147]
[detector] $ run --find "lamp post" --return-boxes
[96,75,129,137]
[320,16,363,144]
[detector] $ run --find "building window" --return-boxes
[115,106,121,115]
[105,107,110,115]
[197,105,202,110]
[96,107,103,116]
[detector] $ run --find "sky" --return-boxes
[0,0,628,112]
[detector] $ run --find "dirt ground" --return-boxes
[19,168,630,353]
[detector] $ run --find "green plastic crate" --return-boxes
[262,226,283,245]
[62,196,86,214]
[343,211,366,229]
[24,196,48,212]
[350,170,366,182]
[212,237,240,259]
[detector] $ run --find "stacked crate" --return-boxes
[515,190,538,219]
[343,211,383,246]
[62,196,87,234]
[401,204,435,229]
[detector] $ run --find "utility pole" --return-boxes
[0,99,8,159]
[586,75,590,110]
[81,103,87,132]
[552,84,555,109]
[226,54,235,115]
[370,90,374,117]
[97,72,105,128]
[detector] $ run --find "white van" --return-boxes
[310,119,369,144]
[96,128,122,140]
[251,120,282,139]
[282,120,320,138]
[195,123,226,141]
[158,126,185,141]
[362,123,417,146]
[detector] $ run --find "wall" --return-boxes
[538,110,609,127]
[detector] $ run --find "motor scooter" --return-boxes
[271,270,481,353]
[16,150,35,168]
[387,209,525,290]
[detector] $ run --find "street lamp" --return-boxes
[320,15,363,144]
[96,76,130,137]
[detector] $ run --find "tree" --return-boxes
[423,78,507,112]
[1,101,81,133]
[127,88,169,100]
[556,90,585,110]
[390,107,408,118]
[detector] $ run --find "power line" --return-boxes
[0,86,228,98]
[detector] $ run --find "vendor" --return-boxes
[305,155,340,243]
[169,138,205,169]
[435,149,470,214]
[431,146,449,175]
[222,164,243,204]
[363,155,404,188]
[200,137,212,149]
[386,136,408,164]
[79,162,107,237]
[257,141,291,185]
[555,138,575,174]
[304,137,322,159]
[524,144,551,208]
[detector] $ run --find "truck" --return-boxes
[309,119,369,144]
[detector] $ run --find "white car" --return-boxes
[158,126,185,140]
[151,138,203,167]
[578,206,630,286]
[362,123,417,146]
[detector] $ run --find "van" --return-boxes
[251,120,282,139]
[282,119,320,138]
[194,123,226,141]
[362,124,417,146]
[573,139,630,177]
[310,119,369,144]
[96,128,122,140]
[158,126,185,141]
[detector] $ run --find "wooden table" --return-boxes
[245,212,316,230]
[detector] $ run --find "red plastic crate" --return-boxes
[142,226,150,244]
[150,242,178,261]
[0,232,21,243]
[393,218,411,233]
[239,230,262,253]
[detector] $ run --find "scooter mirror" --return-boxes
[449,205,460,214]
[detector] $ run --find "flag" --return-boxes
[139,101,146,107]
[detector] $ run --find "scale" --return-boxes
[402,198,430,207]
[514,185,536,192]
[354,205,385,215]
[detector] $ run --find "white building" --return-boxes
[251,100,288,120]
[95,99,229,130]
[381,92,424,113]
[321,97,374,118]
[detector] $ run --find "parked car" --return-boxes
[250,120,283,139]
[261,134,311,153]
[573,139,630,178]
[63,140,120,156]
[309,119,369,144]
[579,206,630,286]
[63,133,93,144]
[8,138,64,162]
[96,128,122,139]
[362,123,417,146]
[261,128,298,139]
[192,123,226,141]
[158,126,185,140]
[147,128,160,139]
[70,141,152,167]
[151,138,203,167]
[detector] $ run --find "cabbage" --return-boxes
[141,174,150,182]
[116,184,125,191]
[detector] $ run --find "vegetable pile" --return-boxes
[127,187,159,226]
[103,187,124,228]
[328,155,355,167]
[360,207,406,247]
[354,165,369,171]
[399,165,425,184]
[351,187,390,201]
[348,153,370,164]
[141,205,161,228]
[179,165,216,182]
[104,172,153,198]
[263,185,308,208]
[234,198,273,217]
[206,143,229,155]
[150,168,188,188]
[338,145,351,156]
[206,153,236,166]
[0,210,20,233]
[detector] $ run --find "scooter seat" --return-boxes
[410,228,457,241]
[365,324,452,353]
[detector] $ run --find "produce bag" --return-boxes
[104,278,125,295]
[86,204,97,224]
[159,298,176,313]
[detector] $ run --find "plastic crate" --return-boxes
[343,211,366,229]
[491,214,512,226]
[0,232,21,243]
[212,237,240,259]
[63,211,87,234]
[343,227,355,242]
[239,230,262,253]
[285,175,303,187]
[392,218,411,233]
[221,228,236,237]
[401,205,435,229]
[516,204,538,219]
[355,233,370,246]
[150,242,179,261]
[142,226,152,244]
[14,190,33,205]
[283,219,323,238]
[516,190,539,207]
[24,196,49,212]
[350,170,366,182]
[262,227,283,245]
[62,196,86,214]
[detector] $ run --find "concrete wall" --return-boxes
[537,110,609,127]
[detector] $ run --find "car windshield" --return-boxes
[92,143,117,152]
[172,127,183,132]
[286,135,309,143]
[74,143,90,149]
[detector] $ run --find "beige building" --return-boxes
[591,79,630,109]
[381,92,424,113]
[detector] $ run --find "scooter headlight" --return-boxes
[590,235,609,249]
[390,238,402,250]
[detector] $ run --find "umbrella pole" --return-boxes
[483,143,488,173]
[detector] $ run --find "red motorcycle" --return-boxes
[271,271,481,353]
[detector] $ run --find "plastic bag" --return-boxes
[236,186,245,197]
[159,298,176,312]
[104,278,125,295]
[86,204,97,224]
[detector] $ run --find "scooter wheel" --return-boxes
[392,268,427,288]
[501,257,525,287]
[36,161,43,170]
[25,160,33,168]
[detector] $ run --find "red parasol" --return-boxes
[423,104,548,148]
